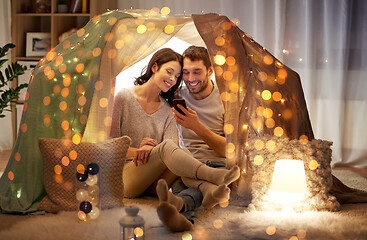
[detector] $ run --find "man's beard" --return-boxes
[187,76,209,95]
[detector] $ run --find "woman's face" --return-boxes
[152,60,181,92]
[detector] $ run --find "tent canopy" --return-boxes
[0,10,313,213]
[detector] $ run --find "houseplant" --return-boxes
[0,43,28,118]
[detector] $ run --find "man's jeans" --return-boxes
[171,161,226,222]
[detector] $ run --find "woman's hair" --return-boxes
[134,48,183,106]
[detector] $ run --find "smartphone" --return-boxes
[173,99,187,115]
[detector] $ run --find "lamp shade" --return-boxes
[268,159,307,205]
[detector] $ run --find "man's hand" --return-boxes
[172,105,201,131]
[139,137,158,148]
[172,104,226,157]
[133,145,154,166]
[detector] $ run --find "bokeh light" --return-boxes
[161,7,171,15]
[219,201,229,208]
[213,219,223,229]
[215,37,225,46]
[274,127,284,137]
[224,123,234,134]
[182,233,192,240]
[63,40,71,49]
[62,156,70,166]
[254,140,264,150]
[266,226,276,235]
[76,63,85,73]
[92,48,101,57]
[258,71,268,81]
[54,164,62,175]
[272,91,282,101]
[164,25,175,34]
[77,164,85,174]
[61,120,69,130]
[61,88,69,97]
[266,140,276,151]
[59,101,68,111]
[299,135,309,144]
[77,28,85,37]
[107,17,117,26]
[8,171,14,181]
[263,55,274,65]
[254,155,264,165]
[282,109,293,120]
[214,55,226,65]
[261,90,272,100]
[53,85,61,94]
[54,174,63,183]
[78,96,87,106]
[226,143,235,153]
[226,56,236,66]
[265,118,275,128]
[221,22,232,30]
[137,25,147,34]
[15,152,21,161]
[134,227,144,237]
[263,108,273,118]
[72,133,82,144]
[69,150,77,160]
[99,98,108,108]
[256,106,264,116]
[223,71,233,81]
[309,160,319,170]
[20,123,27,133]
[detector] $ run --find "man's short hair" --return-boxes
[182,46,212,69]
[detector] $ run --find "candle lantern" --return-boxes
[268,159,307,210]
[119,205,145,240]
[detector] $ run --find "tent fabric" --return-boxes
[0,10,313,213]
[192,13,314,195]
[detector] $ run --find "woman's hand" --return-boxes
[139,137,158,148]
[133,145,154,166]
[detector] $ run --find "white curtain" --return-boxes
[0,0,12,151]
[118,0,367,167]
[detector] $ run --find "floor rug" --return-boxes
[0,170,366,240]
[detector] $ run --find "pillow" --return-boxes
[246,135,340,212]
[38,136,131,213]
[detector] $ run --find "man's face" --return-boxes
[182,58,213,96]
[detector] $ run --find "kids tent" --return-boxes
[0,9,313,212]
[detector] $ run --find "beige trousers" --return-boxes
[123,139,201,198]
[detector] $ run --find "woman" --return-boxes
[110,48,240,199]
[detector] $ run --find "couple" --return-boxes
[110,46,240,232]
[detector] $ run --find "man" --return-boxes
[156,46,229,232]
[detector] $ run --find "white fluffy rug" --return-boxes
[1,170,367,240]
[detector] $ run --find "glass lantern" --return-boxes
[119,205,145,240]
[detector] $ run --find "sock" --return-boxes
[196,165,241,186]
[199,182,230,209]
[156,179,184,212]
[157,202,193,232]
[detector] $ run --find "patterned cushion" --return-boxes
[38,136,131,213]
